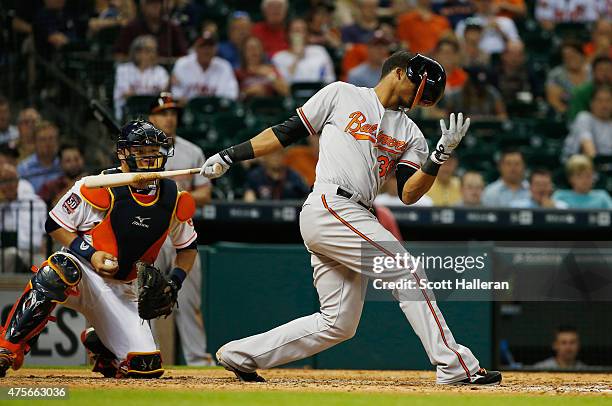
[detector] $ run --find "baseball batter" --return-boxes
[0,120,198,378]
[201,51,502,385]
[148,92,214,366]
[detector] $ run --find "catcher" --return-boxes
[0,120,198,378]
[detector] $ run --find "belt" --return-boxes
[336,186,372,211]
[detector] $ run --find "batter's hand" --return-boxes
[91,251,119,277]
[200,152,231,179]
[432,112,470,164]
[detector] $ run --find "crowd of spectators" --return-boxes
[2,0,612,218]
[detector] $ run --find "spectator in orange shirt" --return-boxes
[583,19,612,62]
[283,133,319,187]
[396,0,451,55]
[492,0,527,19]
[251,0,289,57]
[434,38,467,95]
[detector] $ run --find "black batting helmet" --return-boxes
[406,54,446,108]
[117,120,173,172]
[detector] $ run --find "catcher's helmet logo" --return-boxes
[132,216,151,228]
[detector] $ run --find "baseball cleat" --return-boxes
[81,328,118,378]
[0,348,14,378]
[216,348,266,383]
[460,368,502,385]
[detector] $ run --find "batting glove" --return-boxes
[200,151,232,179]
[431,112,470,164]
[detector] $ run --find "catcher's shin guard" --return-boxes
[117,351,164,378]
[0,253,81,376]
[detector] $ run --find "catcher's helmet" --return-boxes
[406,54,446,108]
[117,120,173,172]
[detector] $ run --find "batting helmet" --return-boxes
[117,120,173,172]
[406,54,446,108]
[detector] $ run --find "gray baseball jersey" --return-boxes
[297,82,429,205]
[218,82,481,383]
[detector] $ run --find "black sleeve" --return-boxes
[396,165,418,200]
[271,115,310,147]
[44,214,62,234]
[176,240,198,253]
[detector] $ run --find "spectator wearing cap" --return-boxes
[455,0,520,55]
[432,0,475,29]
[396,0,452,55]
[114,0,188,59]
[553,155,612,209]
[113,35,170,119]
[171,32,238,102]
[148,92,211,205]
[272,18,335,85]
[0,162,46,272]
[236,37,289,100]
[0,96,18,147]
[217,11,252,69]
[17,121,62,194]
[341,0,380,44]
[563,86,612,159]
[252,0,289,57]
[511,169,568,209]
[15,107,42,161]
[546,41,590,116]
[568,56,612,121]
[443,66,508,120]
[482,149,530,207]
[347,30,391,88]
[460,18,490,68]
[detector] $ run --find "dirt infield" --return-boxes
[4,368,612,396]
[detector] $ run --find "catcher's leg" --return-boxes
[73,265,162,378]
[0,253,81,377]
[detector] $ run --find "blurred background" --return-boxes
[0,0,611,372]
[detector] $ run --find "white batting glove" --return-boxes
[431,112,470,164]
[200,152,231,179]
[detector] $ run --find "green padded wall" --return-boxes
[200,243,492,370]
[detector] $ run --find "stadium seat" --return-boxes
[245,97,294,126]
[123,95,157,121]
[291,82,324,105]
[182,97,243,130]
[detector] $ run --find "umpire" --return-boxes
[149,92,214,366]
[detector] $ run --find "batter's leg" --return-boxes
[217,252,367,373]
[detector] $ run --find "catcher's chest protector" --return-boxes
[88,179,178,281]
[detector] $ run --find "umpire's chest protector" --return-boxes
[84,179,178,281]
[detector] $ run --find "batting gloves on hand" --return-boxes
[200,151,232,179]
[431,112,470,164]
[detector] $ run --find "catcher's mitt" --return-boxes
[136,261,179,320]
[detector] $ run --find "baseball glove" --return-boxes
[136,261,179,320]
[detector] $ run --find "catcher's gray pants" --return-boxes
[219,186,480,384]
[155,239,210,366]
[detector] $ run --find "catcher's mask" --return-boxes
[117,120,173,172]
[405,54,446,109]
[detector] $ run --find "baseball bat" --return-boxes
[83,168,202,188]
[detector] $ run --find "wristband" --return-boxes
[169,267,187,290]
[421,156,442,176]
[69,236,97,261]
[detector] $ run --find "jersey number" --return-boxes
[377,156,396,178]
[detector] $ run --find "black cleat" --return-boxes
[460,368,502,385]
[216,349,266,383]
[81,328,118,378]
[0,349,14,378]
